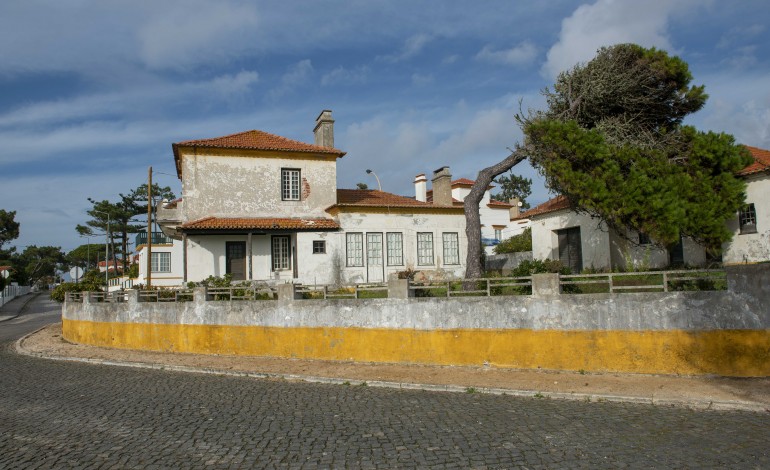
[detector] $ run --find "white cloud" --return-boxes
[321,66,369,86]
[542,0,697,79]
[411,73,434,86]
[137,1,259,70]
[475,42,537,66]
[381,33,432,62]
[269,60,314,99]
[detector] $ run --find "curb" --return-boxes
[0,292,40,323]
[15,331,768,413]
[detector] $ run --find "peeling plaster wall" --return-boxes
[531,210,611,269]
[723,173,770,264]
[180,150,338,222]
[337,211,467,283]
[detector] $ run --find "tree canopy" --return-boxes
[491,173,532,208]
[0,209,20,251]
[463,44,752,279]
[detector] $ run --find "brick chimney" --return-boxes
[431,166,452,206]
[314,110,334,148]
[414,174,427,202]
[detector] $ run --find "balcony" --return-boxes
[135,232,174,247]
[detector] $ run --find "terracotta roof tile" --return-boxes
[514,195,571,220]
[175,129,345,156]
[336,189,441,207]
[739,146,770,176]
[487,200,514,208]
[181,217,340,231]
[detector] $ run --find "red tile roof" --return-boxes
[513,195,571,220]
[182,217,340,231]
[739,146,770,176]
[487,200,514,208]
[337,189,438,207]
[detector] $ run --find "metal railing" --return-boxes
[135,231,174,246]
[409,276,533,297]
[296,283,388,299]
[559,269,727,294]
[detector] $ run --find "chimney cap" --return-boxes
[433,166,449,175]
[316,109,334,122]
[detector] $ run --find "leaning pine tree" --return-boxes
[463,44,752,279]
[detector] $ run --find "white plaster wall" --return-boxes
[337,211,467,283]
[723,174,770,264]
[609,230,671,270]
[180,151,337,222]
[530,210,611,270]
[136,240,185,287]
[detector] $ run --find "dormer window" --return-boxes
[282,168,301,201]
[739,203,757,234]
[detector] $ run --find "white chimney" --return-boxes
[314,110,334,148]
[414,174,427,202]
[509,197,522,219]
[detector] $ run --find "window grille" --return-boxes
[442,232,460,265]
[346,233,363,266]
[417,232,434,265]
[312,240,326,254]
[281,168,301,201]
[386,232,403,266]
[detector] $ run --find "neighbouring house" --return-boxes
[515,145,770,272]
[156,110,467,285]
[417,174,524,254]
[722,146,770,265]
[134,231,185,287]
[97,260,125,274]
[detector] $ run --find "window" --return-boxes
[739,203,757,234]
[386,232,403,266]
[272,236,291,271]
[442,232,460,265]
[346,233,363,266]
[281,168,301,201]
[367,233,383,266]
[417,232,434,265]
[151,252,171,273]
[494,229,502,241]
[312,240,326,254]
[638,232,651,245]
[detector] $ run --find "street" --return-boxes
[1,296,768,468]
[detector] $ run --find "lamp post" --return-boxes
[365,169,382,191]
[93,210,111,288]
[80,235,91,271]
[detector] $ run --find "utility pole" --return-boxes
[147,166,153,289]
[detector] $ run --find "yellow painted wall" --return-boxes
[62,318,770,377]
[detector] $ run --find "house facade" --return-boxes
[518,145,770,272]
[157,110,467,285]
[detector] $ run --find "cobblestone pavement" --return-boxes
[0,340,768,470]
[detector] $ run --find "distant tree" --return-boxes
[67,244,103,271]
[12,245,66,286]
[463,44,752,280]
[0,209,20,251]
[356,182,369,190]
[491,173,532,208]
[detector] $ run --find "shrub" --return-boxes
[494,227,532,254]
[50,276,104,302]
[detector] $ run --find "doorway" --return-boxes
[366,232,384,282]
[557,227,583,273]
[226,241,246,281]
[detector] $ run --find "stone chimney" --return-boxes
[414,174,427,202]
[509,197,522,219]
[431,166,452,206]
[314,110,334,148]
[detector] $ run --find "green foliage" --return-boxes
[491,173,532,208]
[66,244,103,270]
[11,245,67,286]
[523,44,752,252]
[187,274,233,288]
[356,182,368,190]
[50,271,104,302]
[510,258,569,276]
[0,209,20,250]
[127,263,139,279]
[494,227,532,254]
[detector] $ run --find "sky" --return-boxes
[1,0,769,254]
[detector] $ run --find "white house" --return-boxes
[156,110,467,285]
[517,145,770,272]
[722,146,770,265]
[416,174,523,254]
[134,232,185,287]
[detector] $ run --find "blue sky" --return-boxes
[2,0,769,253]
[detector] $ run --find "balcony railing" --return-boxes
[135,232,174,246]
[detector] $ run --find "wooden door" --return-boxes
[226,241,246,281]
[557,227,583,273]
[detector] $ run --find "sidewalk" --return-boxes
[17,321,770,413]
[0,292,38,322]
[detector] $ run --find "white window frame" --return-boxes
[417,232,434,266]
[151,252,171,273]
[494,228,502,241]
[442,232,460,265]
[272,236,291,271]
[346,233,364,267]
[386,232,403,266]
[312,240,326,254]
[281,168,301,201]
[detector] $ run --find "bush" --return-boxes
[127,263,139,279]
[510,258,569,276]
[50,277,104,302]
[494,227,532,254]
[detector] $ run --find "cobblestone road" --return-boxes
[1,302,769,468]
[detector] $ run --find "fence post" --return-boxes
[193,286,208,305]
[277,283,299,301]
[127,289,140,305]
[82,291,92,305]
[387,274,413,299]
[531,273,561,298]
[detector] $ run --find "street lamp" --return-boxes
[365,169,382,191]
[92,210,111,288]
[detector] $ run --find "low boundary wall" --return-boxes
[62,265,770,377]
